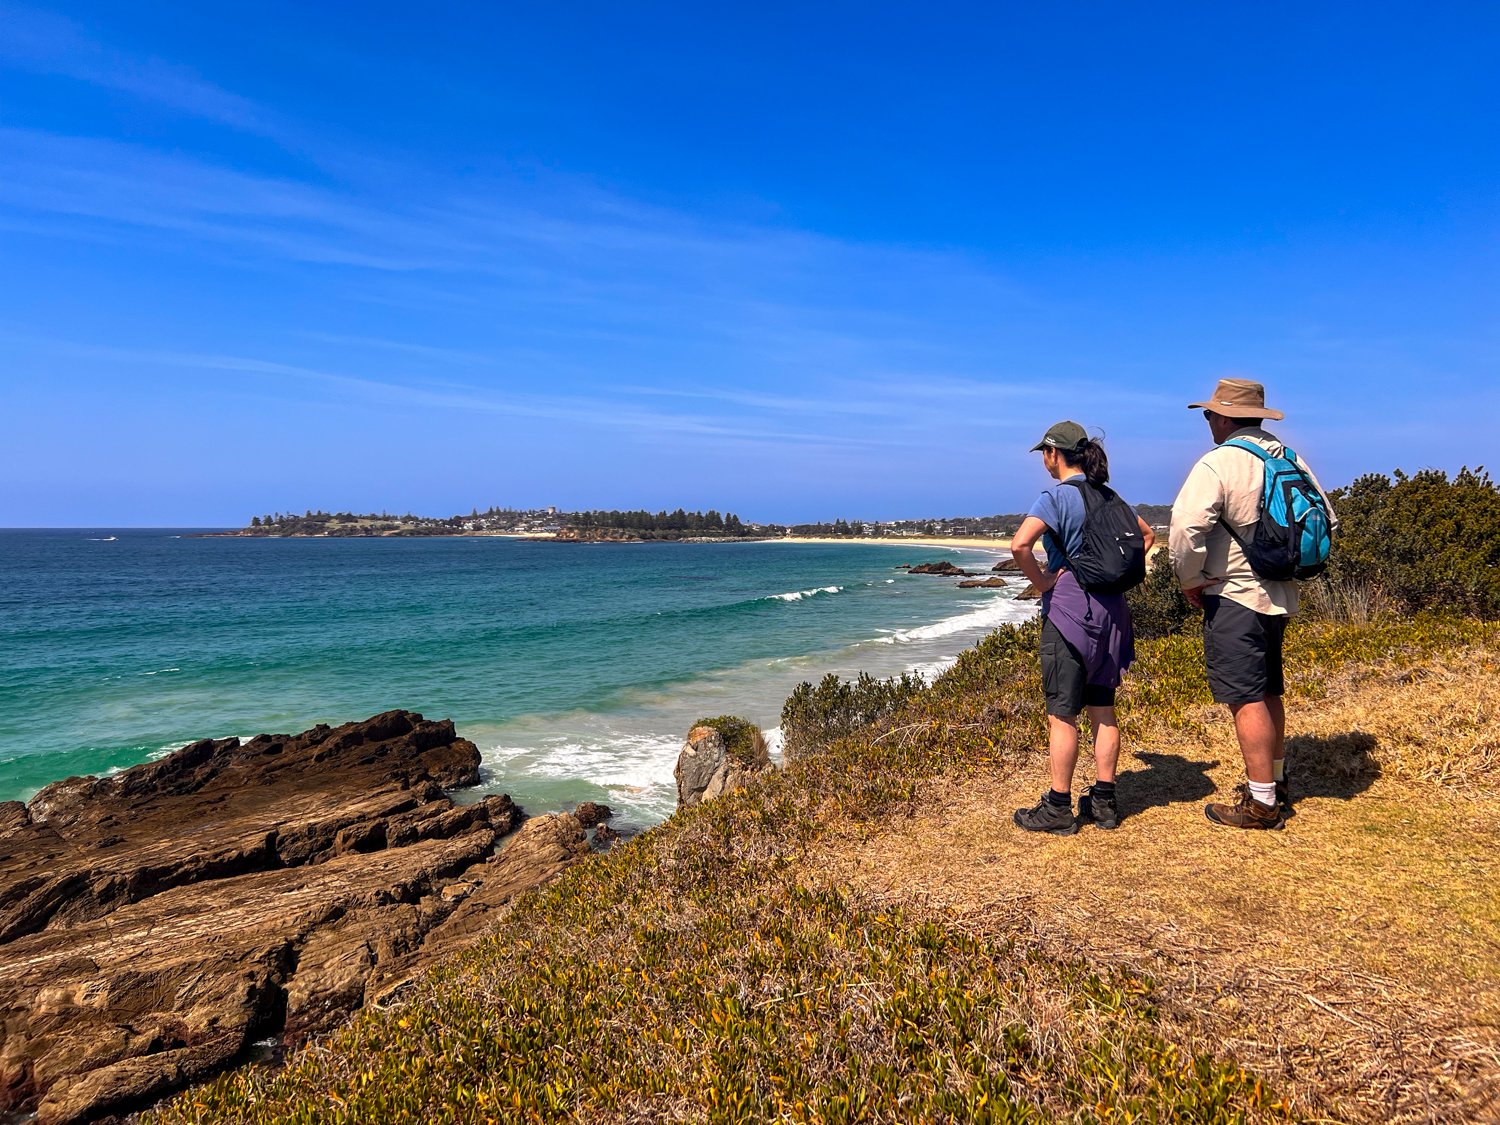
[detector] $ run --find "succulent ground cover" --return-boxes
[149,615,1499,1124]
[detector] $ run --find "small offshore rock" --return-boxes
[573,801,613,829]
[957,577,1008,588]
[907,560,977,577]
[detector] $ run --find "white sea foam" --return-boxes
[141,668,181,676]
[473,728,685,824]
[906,656,960,683]
[879,595,1033,644]
[765,584,843,602]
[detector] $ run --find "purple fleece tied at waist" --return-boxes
[1041,569,1136,688]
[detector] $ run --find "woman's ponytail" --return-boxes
[1075,438,1110,487]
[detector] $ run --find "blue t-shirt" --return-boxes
[1027,474,1088,572]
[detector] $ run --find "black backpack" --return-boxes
[1059,480,1147,595]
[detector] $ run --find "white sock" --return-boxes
[1272,759,1285,782]
[1248,779,1278,807]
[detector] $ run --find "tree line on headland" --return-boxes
[238,502,1177,540]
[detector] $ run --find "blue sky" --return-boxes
[1,2,1496,525]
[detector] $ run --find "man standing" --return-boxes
[1170,379,1337,829]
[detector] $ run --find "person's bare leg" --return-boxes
[1085,705,1119,783]
[1048,714,1080,794]
[1229,700,1277,784]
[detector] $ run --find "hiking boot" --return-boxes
[1077,785,1120,830]
[1013,795,1078,836]
[1205,785,1284,830]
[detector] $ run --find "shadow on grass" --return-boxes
[1115,752,1219,817]
[1113,734,1379,820]
[1286,731,1380,801]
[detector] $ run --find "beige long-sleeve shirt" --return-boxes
[1169,427,1337,616]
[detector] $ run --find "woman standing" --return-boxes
[1009,421,1154,835]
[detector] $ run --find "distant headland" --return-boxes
[209,504,1173,543]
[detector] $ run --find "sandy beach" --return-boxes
[768,535,1027,553]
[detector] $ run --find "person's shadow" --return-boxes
[1115,751,1219,818]
[1282,731,1380,801]
[1113,732,1380,818]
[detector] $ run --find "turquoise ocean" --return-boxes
[0,530,1036,830]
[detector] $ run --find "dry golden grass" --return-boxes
[808,643,1500,1123]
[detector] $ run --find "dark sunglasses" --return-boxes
[1202,409,1216,421]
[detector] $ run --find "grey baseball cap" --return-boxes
[1030,420,1088,453]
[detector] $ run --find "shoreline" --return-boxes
[193,530,1036,553]
[765,535,1021,552]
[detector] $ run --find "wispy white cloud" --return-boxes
[8,335,915,450]
[0,3,274,134]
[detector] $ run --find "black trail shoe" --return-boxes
[1013,795,1078,836]
[1078,785,1120,830]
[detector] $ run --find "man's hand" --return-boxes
[1037,570,1060,594]
[1182,584,1207,610]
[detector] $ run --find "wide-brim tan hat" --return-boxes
[1188,377,1285,421]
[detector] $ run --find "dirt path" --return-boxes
[808,645,1500,1123]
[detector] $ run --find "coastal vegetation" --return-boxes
[1320,466,1500,618]
[780,670,926,761]
[570,509,750,539]
[148,606,1500,1123]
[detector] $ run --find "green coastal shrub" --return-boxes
[1323,467,1500,619]
[1126,550,1195,639]
[779,671,925,761]
[691,715,768,766]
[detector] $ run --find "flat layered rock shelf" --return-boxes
[0,710,591,1124]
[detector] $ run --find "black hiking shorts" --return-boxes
[1202,595,1286,704]
[1040,617,1116,718]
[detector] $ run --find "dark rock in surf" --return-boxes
[907,561,978,577]
[573,801,613,829]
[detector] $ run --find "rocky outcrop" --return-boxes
[0,711,589,1125]
[991,558,1024,572]
[907,561,978,577]
[1017,582,1043,600]
[958,577,1008,588]
[674,722,771,810]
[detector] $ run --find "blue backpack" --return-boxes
[1222,439,1333,581]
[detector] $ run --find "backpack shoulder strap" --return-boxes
[1054,479,1094,571]
[1215,439,1268,554]
[1222,437,1272,462]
